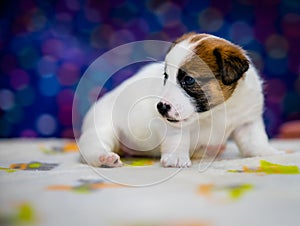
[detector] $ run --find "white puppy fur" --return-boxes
[79,33,281,168]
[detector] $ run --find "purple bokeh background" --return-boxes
[0,0,299,138]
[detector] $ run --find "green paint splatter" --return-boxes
[228,184,253,200]
[40,147,54,155]
[0,203,36,226]
[259,160,299,174]
[28,162,42,169]
[0,167,16,173]
[228,160,300,174]
[16,203,35,223]
[73,185,92,194]
[122,158,155,166]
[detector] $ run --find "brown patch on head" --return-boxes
[189,34,210,43]
[167,33,211,54]
[166,32,197,55]
[174,32,197,44]
[182,36,249,107]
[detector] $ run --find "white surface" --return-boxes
[0,139,300,226]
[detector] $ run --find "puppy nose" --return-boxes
[157,102,171,116]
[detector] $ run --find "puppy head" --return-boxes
[157,33,249,126]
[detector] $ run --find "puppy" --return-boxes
[79,33,280,168]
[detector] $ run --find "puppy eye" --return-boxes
[164,72,168,80]
[183,76,195,86]
[163,72,168,85]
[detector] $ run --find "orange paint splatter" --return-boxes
[198,184,214,197]
[47,185,72,191]
[63,142,79,152]
[47,180,123,193]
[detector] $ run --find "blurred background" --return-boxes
[0,0,299,138]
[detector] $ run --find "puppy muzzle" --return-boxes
[156,102,180,123]
[157,102,170,116]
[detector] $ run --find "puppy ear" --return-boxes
[213,46,249,85]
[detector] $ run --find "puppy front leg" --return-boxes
[78,128,122,168]
[232,118,283,157]
[160,128,191,168]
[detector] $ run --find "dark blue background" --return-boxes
[0,0,299,138]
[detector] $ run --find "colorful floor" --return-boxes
[0,139,300,226]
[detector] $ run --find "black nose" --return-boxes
[157,102,171,116]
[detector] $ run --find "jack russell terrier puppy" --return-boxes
[79,33,281,168]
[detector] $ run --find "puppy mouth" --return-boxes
[166,118,180,123]
[165,112,198,124]
[165,115,188,123]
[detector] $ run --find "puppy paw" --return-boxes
[242,146,285,157]
[98,153,123,168]
[160,154,191,168]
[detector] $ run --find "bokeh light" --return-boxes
[10,69,30,90]
[38,74,61,96]
[37,56,58,77]
[198,7,224,32]
[0,0,299,138]
[57,62,80,86]
[229,21,253,45]
[36,114,57,136]
[0,89,15,111]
